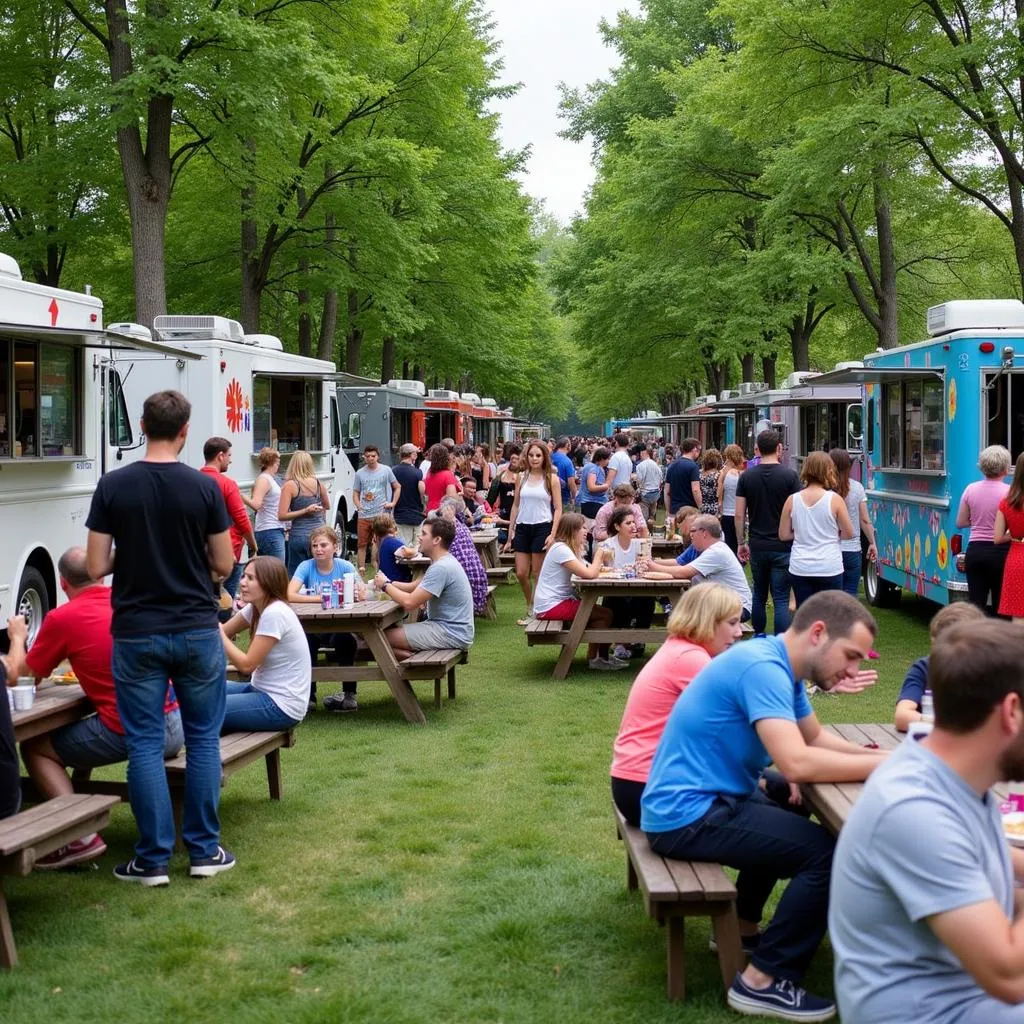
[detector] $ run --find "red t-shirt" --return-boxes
[200,465,250,559]
[25,586,178,735]
[423,469,460,512]
[610,637,711,783]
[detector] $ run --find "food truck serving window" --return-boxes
[882,378,944,471]
[252,375,322,453]
[0,335,82,458]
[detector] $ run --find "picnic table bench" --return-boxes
[485,565,515,584]
[614,804,743,1001]
[0,794,120,968]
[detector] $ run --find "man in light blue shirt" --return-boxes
[832,619,1024,1024]
[551,437,577,508]
[642,591,884,1022]
[353,445,399,574]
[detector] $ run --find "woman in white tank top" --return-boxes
[779,451,854,608]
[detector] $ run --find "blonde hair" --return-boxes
[309,525,340,547]
[286,450,317,482]
[667,583,742,645]
[723,444,745,468]
[929,600,984,642]
[979,445,1012,478]
[372,513,397,539]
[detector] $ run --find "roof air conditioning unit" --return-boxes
[783,371,817,390]
[738,382,766,396]
[927,299,1024,336]
[428,389,460,400]
[244,333,283,351]
[460,392,481,405]
[719,390,738,401]
[702,395,717,405]
[0,253,22,279]
[833,360,864,371]
[481,398,497,408]
[386,379,426,397]
[154,315,245,344]
[108,322,153,343]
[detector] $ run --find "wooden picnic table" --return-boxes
[651,537,685,559]
[471,530,501,569]
[11,683,90,743]
[545,575,690,680]
[292,601,429,726]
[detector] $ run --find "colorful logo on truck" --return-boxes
[225,378,250,433]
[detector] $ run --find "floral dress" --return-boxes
[998,499,1024,617]
[699,471,720,516]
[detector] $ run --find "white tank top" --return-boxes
[254,472,285,532]
[721,471,739,515]
[789,490,843,577]
[517,474,554,524]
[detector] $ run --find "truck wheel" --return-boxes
[334,511,350,558]
[16,567,50,645]
[864,558,900,608]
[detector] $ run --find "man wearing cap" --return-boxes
[392,443,426,545]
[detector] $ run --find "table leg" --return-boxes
[553,591,598,680]
[482,540,498,570]
[362,626,427,726]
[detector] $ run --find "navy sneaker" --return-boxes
[113,857,170,887]
[709,931,761,955]
[189,845,236,878]
[727,972,835,1021]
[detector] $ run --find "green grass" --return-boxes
[0,586,932,1023]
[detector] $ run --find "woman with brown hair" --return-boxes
[994,452,1024,622]
[699,448,723,516]
[829,448,878,598]
[221,557,311,732]
[251,447,286,563]
[422,443,460,513]
[505,439,563,622]
[779,450,854,607]
[277,451,329,575]
[716,444,745,553]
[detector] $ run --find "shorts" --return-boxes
[512,520,552,554]
[536,599,580,622]
[357,518,376,547]
[51,710,184,769]
[396,523,421,546]
[402,620,465,652]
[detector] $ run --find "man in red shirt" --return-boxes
[12,547,184,869]
[200,437,257,606]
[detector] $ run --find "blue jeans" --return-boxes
[790,572,843,608]
[648,786,834,982]
[254,528,286,563]
[222,683,301,733]
[112,630,226,867]
[51,710,183,768]
[749,549,793,635]
[840,550,862,598]
[224,561,243,598]
[287,534,312,576]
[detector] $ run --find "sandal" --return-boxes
[517,615,533,626]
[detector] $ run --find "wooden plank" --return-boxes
[309,666,387,683]
[0,795,118,855]
[831,723,871,745]
[689,860,737,901]
[661,857,704,899]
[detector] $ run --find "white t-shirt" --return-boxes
[600,536,643,569]
[533,542,578,615]
[634,458,662,494]
[840,479,867,553]
[608,450,634,487]
[241,602,311,722]
[689,541,752,611]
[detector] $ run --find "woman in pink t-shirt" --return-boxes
[611,583,744,826]
[956,444,1011,613]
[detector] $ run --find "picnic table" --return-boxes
[528,574,690,680]
[470,530,501,569]
[11,683,90,743]
[651,537,685,560]
[293,600,429,725]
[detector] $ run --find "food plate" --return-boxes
[1003,811,1024,847]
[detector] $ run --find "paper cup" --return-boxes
[13,684,35,712]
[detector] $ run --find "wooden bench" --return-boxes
[398,649,467,708]
[477,584,498,621]
[0,794,120,968]
[614,805,743,1001]
[498,552,516,567]
[485,566,515,584]
[524,619,569,645]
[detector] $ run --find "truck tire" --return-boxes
[334,508,351,558]
[864,558,901,608]
[16,566,50,645]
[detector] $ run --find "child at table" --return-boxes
[286,525,359,713]
[893,601,985,731]
[372,514,411,584]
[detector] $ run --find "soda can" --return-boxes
[320,584,332,610]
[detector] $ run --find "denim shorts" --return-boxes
[51,710,184,769]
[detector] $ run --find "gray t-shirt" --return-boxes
[689,541,752,612]
[831,739,1014,1024]
[420,554,475,648]
[354,464,397,519]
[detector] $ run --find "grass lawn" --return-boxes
[0,585,934,1024]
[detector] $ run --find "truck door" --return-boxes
[99,363,135,474]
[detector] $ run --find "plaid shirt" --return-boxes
[449,520,489,614]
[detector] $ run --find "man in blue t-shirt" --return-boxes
[551,437,577,508]
[833,620,1024,1024]
[663,437,702,513]
[642,591,884,1022]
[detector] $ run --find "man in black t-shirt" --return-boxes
[86,389,235,887]
[392,443,426,546]
[734,429,801,636]
[663,437,703,514]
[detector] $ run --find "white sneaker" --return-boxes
[589,657,628,671]
[613,645,632,661]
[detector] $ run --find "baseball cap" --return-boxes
[399,443,419,457]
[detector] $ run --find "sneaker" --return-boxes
[190,845,236,878]
[36,834,107,870]
[727,972,835,1021]
[613,644,632,661]
[589,657,628,671]
[113,857,170,887]
[323,692,358,713]
[709,931,761,955]
[630,644,646,658]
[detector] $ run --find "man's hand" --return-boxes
[374,571,389,590]
[866,543,878,562]
[6,615,27,646]
[383,501,395,509]
[830,669,879,695]
[737,542,750,564]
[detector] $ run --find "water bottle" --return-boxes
[342,574,354,608]
[921,690,935,724]
[320,583,331,610]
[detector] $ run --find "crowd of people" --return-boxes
[6,407,1024,1024]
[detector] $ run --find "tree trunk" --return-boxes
[741,353,755,384]
[402,358,410,379]
[788,321,809,371]
[413,363,422,382]
[381,336,395,384]
[297,277,312,356]
[240,136,261,331]
[318,288,337,363]
[873,170,899,349]
[345,287,362,373]
[444,376,453,391]
[762,354,777,389]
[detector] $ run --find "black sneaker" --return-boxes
[113,857,170,887]
[189,845,236,878]
[323,692,358,712]
[709,931,761,955]
[727,972,835,1021]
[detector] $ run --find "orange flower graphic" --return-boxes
[937,531,949,570]
[948,379,957,422]
[226,378,244,433]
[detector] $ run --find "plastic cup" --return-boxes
[13,684,35,712]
